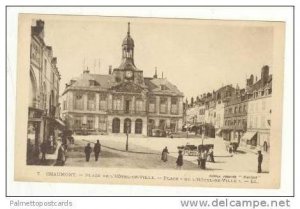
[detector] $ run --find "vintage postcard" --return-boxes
[14,13,285,189]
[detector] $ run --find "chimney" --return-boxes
[153,67,158,78]
[261,65,270,86]
[250,74,254,86]
[51,57,57,67]
[109,65,112,75]
[255,76,258,82]
[36,19,44,28]
[35,20,45,39]
[162,72,164,78]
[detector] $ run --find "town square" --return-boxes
[26,16,273,174]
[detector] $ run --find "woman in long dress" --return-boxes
[57,144,66,166]
[161,146,169,162]
[176,150,183,169]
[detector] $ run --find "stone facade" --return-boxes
[28,20,61,159]
[61,23,184,136]
[243,66,272,151]
[223,88,248,142]
[184,65,272,152]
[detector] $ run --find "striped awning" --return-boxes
[241,131,257,141]
[55,118,65,127]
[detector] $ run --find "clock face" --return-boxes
[125,70,133,79]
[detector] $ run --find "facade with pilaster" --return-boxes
[61,23,184,136]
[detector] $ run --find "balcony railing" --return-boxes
[108,110,147,115]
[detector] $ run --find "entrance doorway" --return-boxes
[135,119,143,134]
[124,118,131,133]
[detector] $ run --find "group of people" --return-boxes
[160,146,215,170]
[40,135,57,163]
[50,138,103,165]
[161,146,184,169]
[197,148,215,169]
[84,140,102,162]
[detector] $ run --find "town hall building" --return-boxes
[61,23,184,136]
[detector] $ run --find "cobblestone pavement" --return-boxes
[63,134,269,173]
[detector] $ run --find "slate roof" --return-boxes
[246,75,272,94]
[64,73,183,97]
[63,73,115,95]
[144,77,184,96]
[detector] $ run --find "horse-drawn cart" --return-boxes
[177,144,198,156]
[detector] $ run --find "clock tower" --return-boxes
[122,22,134,64]
[113,22,144,85]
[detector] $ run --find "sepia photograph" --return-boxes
[14,13,285,188]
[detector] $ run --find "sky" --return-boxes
[38,15,274,100]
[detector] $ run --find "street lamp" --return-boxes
[125,121,130,151]
[201,126,206,146]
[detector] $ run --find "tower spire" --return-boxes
[127,22,130,35]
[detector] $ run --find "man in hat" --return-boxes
[257,150,263,173]
[93,140,101,161]
[84,143,92,162]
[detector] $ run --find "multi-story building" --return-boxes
[214,85,235,136]
[196,98,206,126]
[223,87,248,143]
[184,85,235,138]
[185,105,199,125]
[28,20,62,160]
[241,66,272,152]
[201,93,216,137]
[61,23,184,136]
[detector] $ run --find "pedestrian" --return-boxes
[208,148,215,163]
[197,152,201,168]
[176,150,183,169]
[258,150,263,173]
[56,143,66,166]
[161,146,169,162]
[200,149,207,169]
[27,139,34,164]
[94,140,101,161]
[228,144,233,154]
[84,143,92,162]
[40,141,47,163]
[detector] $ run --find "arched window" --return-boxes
[147,119,155,136]
[135,119,143,134]
[112,118,120,133]
[124,118,131,133]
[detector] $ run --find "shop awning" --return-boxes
[241,131,257,141]
[55,118,65,127]
[215,129,222,135]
